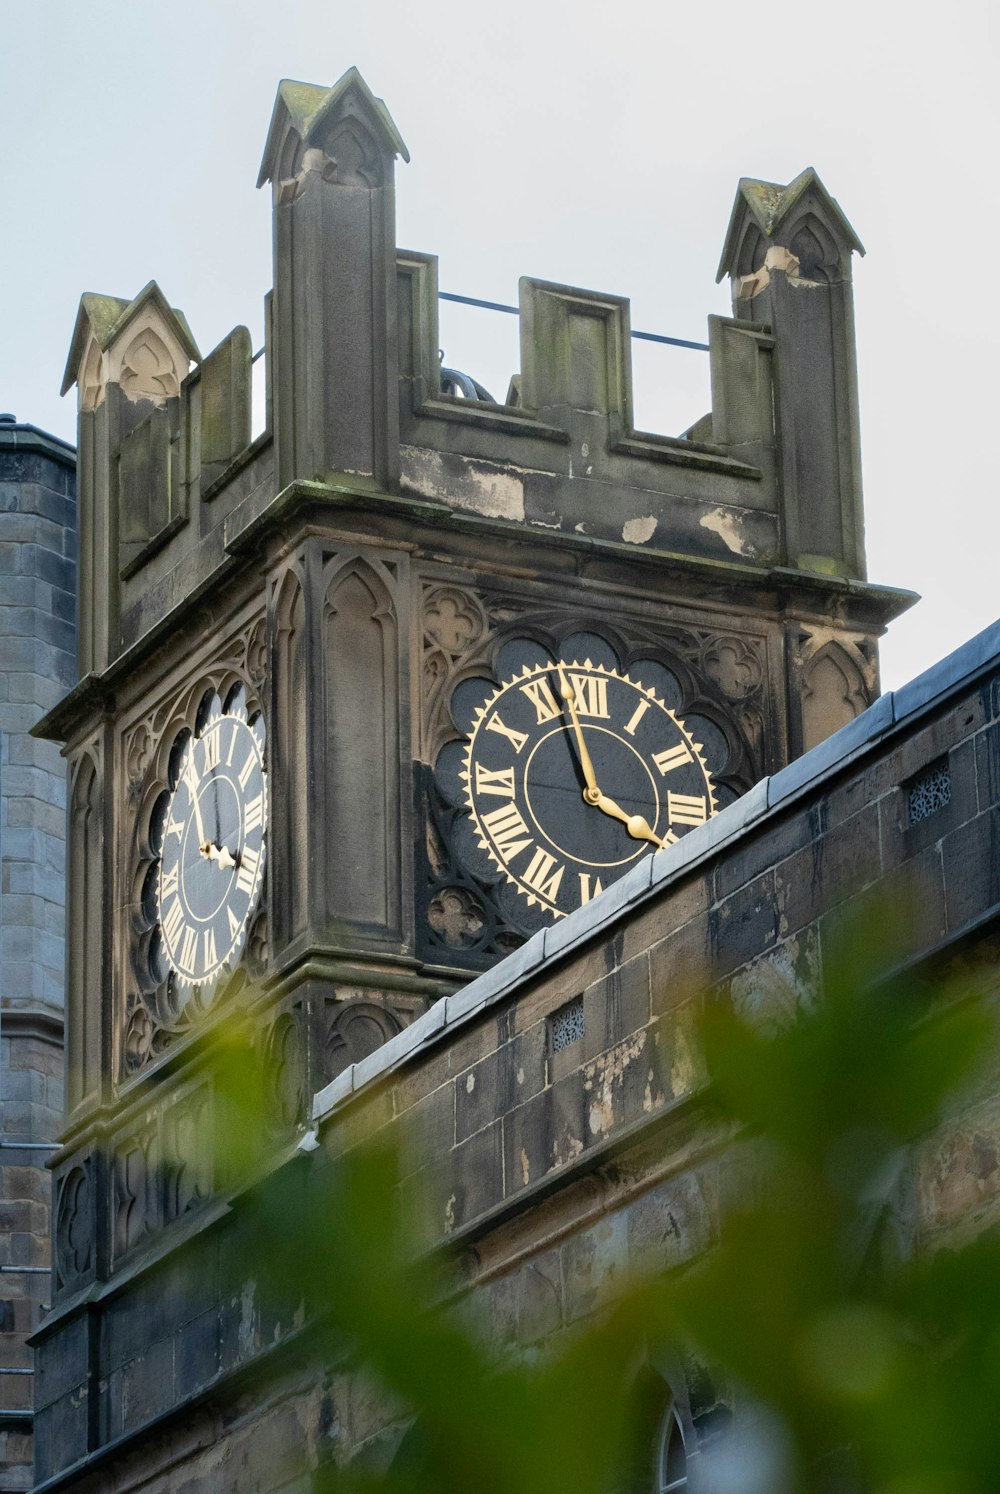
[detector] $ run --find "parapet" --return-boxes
[60,67,904,679]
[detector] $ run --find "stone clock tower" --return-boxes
[32,68,912,1478]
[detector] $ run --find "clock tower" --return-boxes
[33,68,913,1479]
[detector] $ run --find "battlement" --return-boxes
[62,66,898,680]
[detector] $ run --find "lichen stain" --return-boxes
[238,1279,257,1357]
[622,515,657,545]
[585,1032,646,1136]
[466,1071,475,1093]
[699,507,748,555]
[402,447,525,521]
[643,1067,666,1113]
[444,1193,457,1233]
[670,1024,697,1097]
[520,1147,531,1186]
[550,1131,584,1171]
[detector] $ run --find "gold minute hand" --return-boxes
[591,791,667,851]
[555,663,599,797]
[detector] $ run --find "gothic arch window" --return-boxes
[654,1404,689,1493]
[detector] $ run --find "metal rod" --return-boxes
[0,1265,49,1274]
[0,1141,57,1151]
[0,1368,32,1376]
[438,290,710,352]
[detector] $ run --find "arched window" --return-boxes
[655,1405,688,1492]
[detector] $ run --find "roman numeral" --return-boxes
[474,763,516,798]
[244,794,264,834]
[162,898,184,946]
[203,928,217,970]
[653,742,693,775]
[159,864,179,901]
[236,844,260,894]
[520,677,561,724]
[624,699,651,737]
[485,713,528,754]
[521,847,565,903]
[201,726,221,773]
[238,751,257,790]
[181,752,200,798]
[225,723,237,768]
[666,791,708,827]
[481,801,532,862]
[227,906,241,941]
[165,816,184,841]
[180,924,198,971]
[568,673,609,718]
[578,872,604,905]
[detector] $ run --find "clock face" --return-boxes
[154,694,267,986]
[461,658,716,922]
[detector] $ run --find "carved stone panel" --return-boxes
[270,565,309,950]
[54,1159,94,1295]
[321,553,402,936]
[793,626,877,754]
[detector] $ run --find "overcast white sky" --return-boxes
[3,1,997,690]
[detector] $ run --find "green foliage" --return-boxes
[210,908,1000,1493]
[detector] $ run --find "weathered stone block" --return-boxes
[711,871,779,977]
[514,1247,563,1344]
[626,1168,718,1274]
[561,1212,629,1324]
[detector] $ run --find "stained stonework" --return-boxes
[0,416,76,1489]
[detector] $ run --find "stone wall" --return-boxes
[31,621,1000,1490]
[0,416,76,1490]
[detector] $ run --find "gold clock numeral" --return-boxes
[202,725,221,773]
[653,742,694,775]
[485,712,529,754]
[567,673,610,718]
[159,864,180,901]
[624,699,651,736]
[162,897,185,946]
[474,763,516,798]
[225,722,237,768]
[521,847,565,902]
[238,751,257,790]
[165,816,184,841]
[179,924,198,971]
[481,801,532,862]
[203,928,217,970]
[236,844,260,894]
[578,872,604,905]
[227,906,241,941]
[666,791,707,826]
[520,677,561,724]
[244,794,264,833]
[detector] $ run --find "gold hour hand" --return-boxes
[555,662,598,795]
[591,791,666,851]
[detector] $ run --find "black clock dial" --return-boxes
[155,697,267,986]
[461,659,716,922]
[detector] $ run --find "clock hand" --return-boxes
[182,757,211,857]
[205,842,237,871]
[588,790,668,850]
[555,662,600,799]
